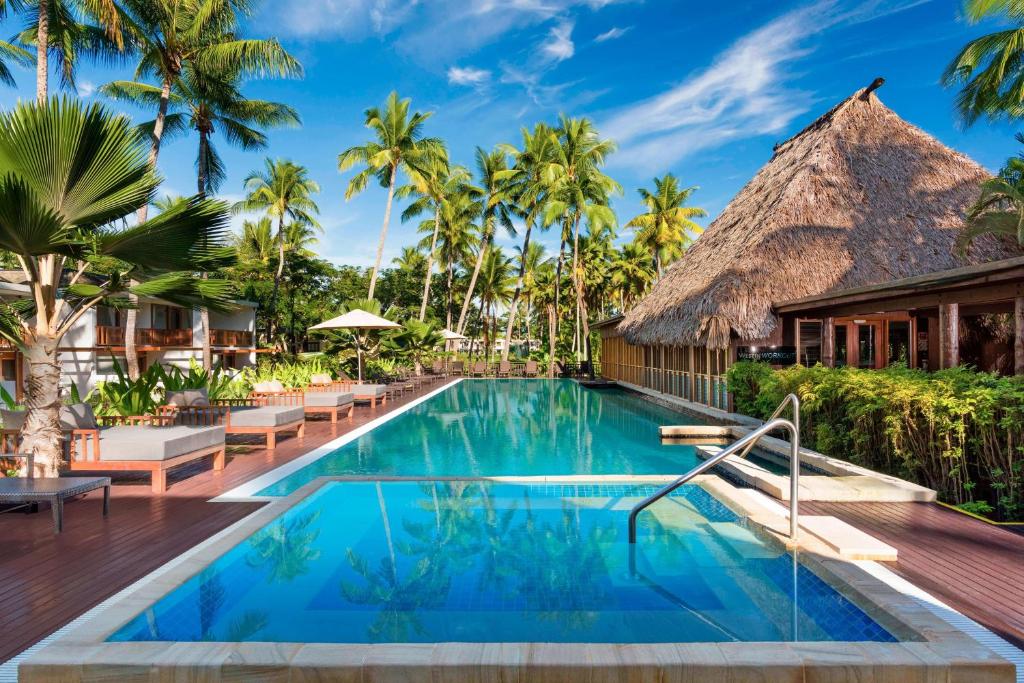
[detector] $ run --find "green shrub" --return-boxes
[727,361,1024,520]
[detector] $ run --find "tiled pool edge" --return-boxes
[211,378,464,502]
[16,476,1014,683]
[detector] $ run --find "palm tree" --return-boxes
[610,240,656,311]
[234,158,320,341]
[419,186,481,330]
[457,146,514,335]
[960,141,1024,250]
[474,246,513,362]
[943,0,1024,123]
[0,97,232,476]
[516,241,547,346]
[400,154,477,322]
[0,30,32,89]
[392,245,426,275]
[338,91,445,299]
[625,174,706,277]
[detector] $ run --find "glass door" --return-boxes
[856,323,880,369]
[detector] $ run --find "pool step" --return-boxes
[749,514,898,561]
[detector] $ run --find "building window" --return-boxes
[835,326,848,367]
[857,325,876,368]
[799,322,822,366]
[1,358,15,381]
[96,306,125,327]
[151,305,188,330]
[888,321,911,367]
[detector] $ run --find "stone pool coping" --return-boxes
[20,475,1013,682]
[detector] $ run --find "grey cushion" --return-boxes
[165,388,210,408]
[98,425,225,462]
[1,409,25,431]
[229,405,304,427]
[60,403,97,430]
[351,384,387,397]
[304,391,353,407]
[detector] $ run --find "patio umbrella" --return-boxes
[439,328,466,353]
[309,309,400,383]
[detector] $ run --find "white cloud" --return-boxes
[540,20,575,63]
[77,80,96,97]
[447,65,492,86]
[603,0,926,171]
[594,25,630,42]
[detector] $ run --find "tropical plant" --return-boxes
[960,137,1024,250]
[610,240,656,311]
[943,0,1024,123]
[473,246,514,361]
[625,174,706,277]
[234,158,321,340]
[0,97,232,476]
[88,357,162,417]
[420,186,481,330]
[0,33,31,89]
[392,246,426,275]
[383,319,442,374]
[457,146,515,335]
[338,91,446,299]
[152,358,244,400]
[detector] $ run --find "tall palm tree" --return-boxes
[943,0,1024,123]
[474,246,513,362]
[457,146,514,335]
[400,154,477,322]
[516,241,547,346]
[116,0,299,377]
[0,97,232,476]
[234,158,320,341]
[625,174,706,277]
[338,91,445,299]
[419,186,481,330]
[0,24,33,89]
[392,245,426,275]
[610,240,655,311]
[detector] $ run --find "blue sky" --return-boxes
[1,0,1019,268]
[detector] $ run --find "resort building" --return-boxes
[0,273,258,399]
[599,82,1023,410]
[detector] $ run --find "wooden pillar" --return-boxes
[939,303,959,370]
[1015,297,1024,376]
[688,345,695,401]
[794,318,802,365]
[822,317,835,367]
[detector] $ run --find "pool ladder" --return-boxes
[628,394,801,544]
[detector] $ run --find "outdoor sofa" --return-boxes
[163,388,305,450]
[313,373,391,407]
[252,379,354,424]
[1,404,226,494]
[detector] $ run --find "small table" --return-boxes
[0,476,111,533]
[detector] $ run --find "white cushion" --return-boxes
[304,392,353,407]
[309,373,334,385]
[165,388,210,407]
[98,425,224,461]
[229,405,304,427]
[253,380,286,393]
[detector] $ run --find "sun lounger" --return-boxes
[2,404,226,494]
[524,360,539,377]
[471,361,488,377]
[254,379,354,424]
[165,389,305,450]
[497,360,512,377]
[451,360,465,376]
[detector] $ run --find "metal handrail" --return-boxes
[629,396,802,544]
[738,393,800,459]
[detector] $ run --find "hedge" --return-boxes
[726,361,1024,520]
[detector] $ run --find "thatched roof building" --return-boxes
[619,82,1019,350]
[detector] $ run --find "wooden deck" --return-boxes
[803,500,1024,650]
[0,380,453,665]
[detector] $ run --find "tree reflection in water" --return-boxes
[245,510,323,583]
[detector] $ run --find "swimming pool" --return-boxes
[109,480,895,644]
[255,380,708,497]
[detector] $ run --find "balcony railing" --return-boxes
[210,329,254,347]
[95,326,192,347]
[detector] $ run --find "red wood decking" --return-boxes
[0,381,452,665]
[803,500,1024,650]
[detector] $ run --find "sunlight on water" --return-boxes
[258,380,709,496]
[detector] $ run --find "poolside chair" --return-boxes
[430,359,447,378]
[3,404,226,494]
[164,387,305,450]
[451,360,466,377]
[471,360,488,377]
[256,379,354,424]
[497,360,512,378]
[524,360,539,377]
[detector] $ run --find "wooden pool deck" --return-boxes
[803,500,1024,650]
[0,380,453,666]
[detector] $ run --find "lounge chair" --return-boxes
[497,360,512,378]
[3,404,226,494]
[164,388,304,450]
[255,379,354,424]
[524,360,539,377]
[430,359,447,377]
[308,373,390,407]
[451,360,466,377]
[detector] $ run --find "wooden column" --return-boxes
[939,303,959,370]
[1015,297,1024,376]
[822,317,835,367]
[794,318,802,365]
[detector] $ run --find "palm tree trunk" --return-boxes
[21,339,63,477]
[457,232,489,335]
[446,258,454,331]
[368,163,398,300]
[268,215,286,343]
[35,0,48,102]
[553,234,567,354]
[571,211,583,362]
[197,131,212,370]
[500,221,533,362]
[125,76,173,379]
[547,302,556,378]
[419,205,440,322]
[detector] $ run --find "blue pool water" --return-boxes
[110,481,896,643]
[258,380,708,496]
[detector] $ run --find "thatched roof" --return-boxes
[619,82,1021,349]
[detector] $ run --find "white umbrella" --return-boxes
[439,328,466,353]
[310,309,401,383]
